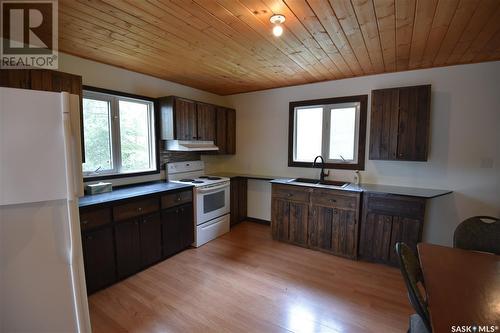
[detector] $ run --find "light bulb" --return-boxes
[272,25,283,37]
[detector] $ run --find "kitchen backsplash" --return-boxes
[159,141,200,168]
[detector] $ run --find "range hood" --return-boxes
[165,140,219,152]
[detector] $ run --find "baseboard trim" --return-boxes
[245,217,271,225]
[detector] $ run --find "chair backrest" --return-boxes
[453,216,500,254]
[395,242,432,332]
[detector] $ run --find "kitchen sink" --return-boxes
[292,178,350,188]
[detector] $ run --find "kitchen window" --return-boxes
[82,87,158,180]
[289,95,367,170]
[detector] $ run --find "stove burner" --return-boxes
[179,179,194,182]
[192,180,204,184]
[199,176,222,180]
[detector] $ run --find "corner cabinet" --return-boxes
[358,192,426,266]
[79,188,194,294]
[369,85,431,161]
[159,96,236,154]
[271,184,361,259]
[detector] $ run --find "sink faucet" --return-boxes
[313,155,329,182]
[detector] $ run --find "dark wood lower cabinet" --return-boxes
[309,206,357,258]
[82,227,116,294]
[80,189,194,294]
[271,184,360,258]
[115,219,142,279]
[139,213,162,267]
[359,193,425,266]
[230,177,247,226]
[161,203,194,258]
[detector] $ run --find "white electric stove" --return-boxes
[167,161,230,247]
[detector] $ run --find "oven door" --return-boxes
[196,182,230,225]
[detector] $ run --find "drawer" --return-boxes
[161,190,192,209]
[366,193,425,218]
[272,184,310,202]
[80,207,112,231]
[311,189,358,210]
[113,198,159,221]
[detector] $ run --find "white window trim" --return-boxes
[82,90,156,178]
[293,102,361,164]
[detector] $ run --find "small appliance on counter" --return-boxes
[166,161,230,247]
[85,182,112,195]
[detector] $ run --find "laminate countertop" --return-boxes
[79,181,193,208]
[271,178,451,199]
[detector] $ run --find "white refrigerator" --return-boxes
[0,87,91,332]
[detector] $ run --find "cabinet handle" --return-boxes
[333,208,338,214]
[82,220,89,225]
[329,199,337,203]
[87,235,93,240]
[177,196,181,201]
[138,207,143,212]
[287,193,293,197]
[192,136,197,139]
[134,221,139,225]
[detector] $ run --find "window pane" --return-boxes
[82,98,112,172]
[119,100,153,172]
[295,107,323,162]
[329,107,356,161]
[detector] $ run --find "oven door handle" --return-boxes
[197,183,230,194]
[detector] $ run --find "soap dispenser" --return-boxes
[353,170,360,185]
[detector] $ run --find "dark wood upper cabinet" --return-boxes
[369,85,431,161]
[159,96,235,154]
[225,108,236,154]
[175,98,198,140]
[197,103,216,141]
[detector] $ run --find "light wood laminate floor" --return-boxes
[88,222,412,332]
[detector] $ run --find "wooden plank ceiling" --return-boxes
[59,0,500,95]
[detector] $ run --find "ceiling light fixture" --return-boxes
[270,14,285,37]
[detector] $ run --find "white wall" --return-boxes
[204,61,500,246]
[59,53,230,186]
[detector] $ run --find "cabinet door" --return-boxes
[369,88,399,160]
[82,227,116,294]
[179,204,194,248]
[139,213,162,267]
[388,217,421,265]
[309,206,357,258]
[175,98,197,140]
[397,85,430,161]
[161,208,182,258]
[197,103,216,141]
[215,107,227,153]
[288,202,309,246]
[226,108,236,154]
[230,177,247,226]
[271,198,290,241]
[359,212,393,263]
[115,219,141,279]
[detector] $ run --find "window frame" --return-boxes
[288,95,368,170]
[82,86,160,181]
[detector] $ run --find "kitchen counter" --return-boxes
[212,172,284,181]
[79,181,193,208]
[270,178,451,199]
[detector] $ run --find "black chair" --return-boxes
[395,242,432,333]
[453,216,500,254]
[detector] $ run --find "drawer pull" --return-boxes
[138,207,143,212]
[177,196,181,201]
[329,199,337,203]
[287,193,293,197]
